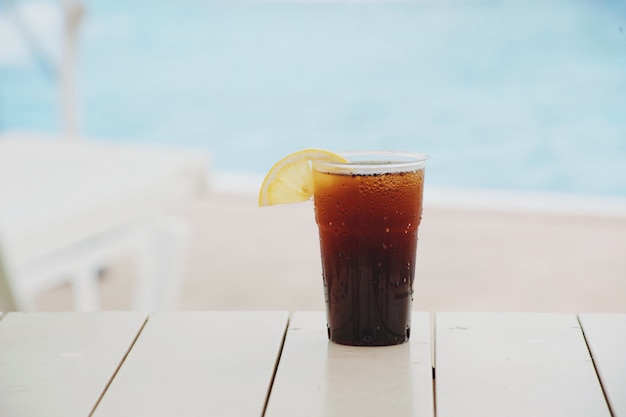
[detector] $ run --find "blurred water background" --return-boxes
[1,0,625,197]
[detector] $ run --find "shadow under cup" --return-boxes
[312,151,427,346]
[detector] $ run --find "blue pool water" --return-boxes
[1,0,625,197]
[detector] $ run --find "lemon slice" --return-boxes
[258,149,348,207]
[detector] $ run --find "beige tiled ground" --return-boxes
[38,190,626,313]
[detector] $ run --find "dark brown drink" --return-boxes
[312,152,426,346]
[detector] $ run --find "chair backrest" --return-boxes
[0,247,18,311]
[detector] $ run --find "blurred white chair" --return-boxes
[0,134,209,311]
[2,215,190,311]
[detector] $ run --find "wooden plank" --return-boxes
[0,312,147,417]
[265,311,434,417]
[435,313,611,417]
[579,314,626,417]
[92,311,289,417]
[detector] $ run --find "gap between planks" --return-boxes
[577,314,617,417]
[261,313,292,417]
[88,314,149,417]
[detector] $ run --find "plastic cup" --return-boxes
[312,151,427,346]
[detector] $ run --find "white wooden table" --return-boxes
[0,311,624,417]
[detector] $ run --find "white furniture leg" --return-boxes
[132,216,190,312]
[72,265,100,311]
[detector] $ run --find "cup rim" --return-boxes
[312,150,428,174]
